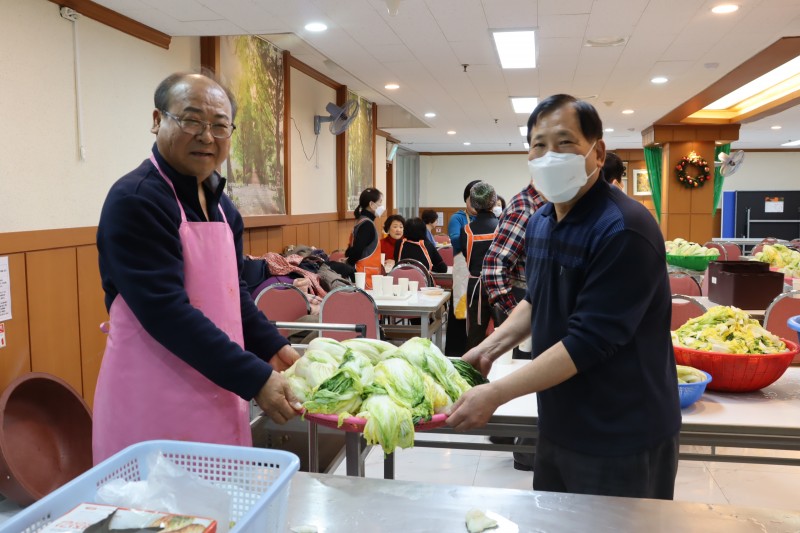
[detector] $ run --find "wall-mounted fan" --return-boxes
[314,100,360,135]
[716,150,745,177]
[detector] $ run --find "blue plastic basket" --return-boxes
[678,370,712,409]
[0,440,300,533]
[788,315,800,344]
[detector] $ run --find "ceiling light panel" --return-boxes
[705,55,800,110]
[492,30,537,69]
[511,97,539,113]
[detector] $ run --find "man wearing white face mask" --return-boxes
[448,94,680,500]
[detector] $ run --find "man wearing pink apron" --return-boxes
[93,73,301,464]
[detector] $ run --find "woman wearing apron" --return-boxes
[460,182,499,350]
[345,188,384,289]
[93,73,301,463]
[395,217,448,274]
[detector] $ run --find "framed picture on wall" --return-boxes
[633,169,651,196]
[621,177,629,195]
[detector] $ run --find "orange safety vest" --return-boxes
[397,239,433,271]
[350,216,382,289]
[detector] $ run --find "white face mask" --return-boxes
[492,206,503,217]
[528,142,598,204]
[374,205,386,217]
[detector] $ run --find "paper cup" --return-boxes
[408,281,419,293]
[382,276,395,296]
[372,275,384,294]
[381,253,386,264]
[354,272,366,289]
[397,277,409,295]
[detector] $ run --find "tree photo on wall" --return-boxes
[346,91,374,211]
[220,35,286,216]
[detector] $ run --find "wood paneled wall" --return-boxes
[0,215,360,407]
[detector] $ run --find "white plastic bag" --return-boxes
[452,253,469,304]
[97,452,232,533]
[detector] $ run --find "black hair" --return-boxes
[403,218,428,241]
[463,180,481,202]
[420,209,438,224]
[526,94,603,144]
[354,187,383,218]
[154,70,238,120]
[496,195,506,209]
[383,214,405,233]
[603,152,625,183]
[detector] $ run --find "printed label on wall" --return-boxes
[0,257,11,321]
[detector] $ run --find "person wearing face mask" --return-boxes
[448,94,680,501]
[603,152,626,191]
[492,196,506,218]
[444,180,480,356]
[345,187,385,289]
[459,182,499,351]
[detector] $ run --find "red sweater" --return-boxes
[380,236,398,258]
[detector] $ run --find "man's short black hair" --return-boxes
[603,152,625,183]
[526,94,603,144]
[463,180,481,202]
[421,209,438,224]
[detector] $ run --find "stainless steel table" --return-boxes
[285,472,800,532]
[415,363,800,467]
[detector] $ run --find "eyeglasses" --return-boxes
[160,110,236,139]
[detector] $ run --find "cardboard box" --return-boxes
[707,261,784,310]
[40,503,216,533]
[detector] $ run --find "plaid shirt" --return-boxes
[481,184,545,314]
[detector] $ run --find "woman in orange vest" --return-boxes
[460,181,499,350]
[345,188,384,289]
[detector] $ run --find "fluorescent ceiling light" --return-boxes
[304,22,327,32]
[519,126,527,136]
[424,112,436,118]
[511,97,538,114]
[704,55,800,110]
[463,142,471,146]
[492,30,536,69]
[771,125,782,130]
[447,130,456,135]
[622,109,634,114]
[651,77,668,84]
[524,142,530,150]
[384,83,400,90]
[604,128,614,132]
[711,4,739,14]
[781,140,800,147]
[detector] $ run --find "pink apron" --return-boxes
[92,155,251,464]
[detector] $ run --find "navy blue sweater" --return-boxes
[96,145,289,400]
[525,177,681,456]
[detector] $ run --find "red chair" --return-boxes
[254,283,311,337]
[669,273,702,297]
[763,290,800,364]
[703,242,727,261]
[700,268,710,296]
[751,244,765,256]
[438,245,454,267]
[318,286,380,340]
[392,258,435,287]
[671,295,706,330]
[721,242,741,261]
[434,234,450,244]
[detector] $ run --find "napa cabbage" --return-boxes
[672,305,787,354]
[357,393,415,455]
[395,337,471,401]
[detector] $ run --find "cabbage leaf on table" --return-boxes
[671,305,787,354]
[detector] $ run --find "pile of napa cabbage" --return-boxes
[672,306,786,354]
[282,337,486,454]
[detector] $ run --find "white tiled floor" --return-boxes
[332,435,800,511]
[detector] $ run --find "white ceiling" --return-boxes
[93,0,800,153]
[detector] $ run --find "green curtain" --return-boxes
[713,143,731,214]
[644,146,663,223]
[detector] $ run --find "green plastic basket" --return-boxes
[666,254,717,271]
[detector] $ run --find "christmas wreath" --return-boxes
[675,151,711,188]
